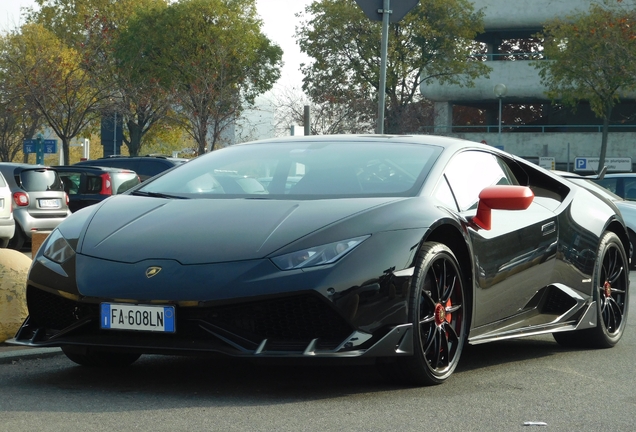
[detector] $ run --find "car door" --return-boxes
[441,150,558,327]
[59,171,83,212]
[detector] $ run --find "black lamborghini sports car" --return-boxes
[10,135,630,386]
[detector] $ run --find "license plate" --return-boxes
[100,303,175,333]
[39,198,61,208]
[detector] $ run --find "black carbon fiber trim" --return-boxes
[25,287,354,351]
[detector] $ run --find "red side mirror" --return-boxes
[473,185,534,230]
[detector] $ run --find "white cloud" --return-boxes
[0,0,34,31]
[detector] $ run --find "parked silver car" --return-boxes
[0,163,70,249]
[592,173,636,201]
[562,173,636,268]
[0,170,15,247]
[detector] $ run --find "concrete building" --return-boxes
[421,0,636,172]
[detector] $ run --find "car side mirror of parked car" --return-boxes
[473,185,534,230]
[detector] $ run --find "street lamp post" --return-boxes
[494,83,507,147]
[113,112,117,156]
[111,90,123,157]
[376,0,391,134]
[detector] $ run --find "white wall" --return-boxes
[472,0,636,30]
[422,61,547,102]
[448,131,636,169]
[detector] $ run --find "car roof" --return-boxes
[596,173,636,177]
[238,134,479,150]
[0,162,53,169]
[54,165,137,173]
[0,163,58,179]
[76,155,187,163]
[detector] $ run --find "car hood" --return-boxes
[78,195,400,264]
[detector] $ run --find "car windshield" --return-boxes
[137,141,441,199]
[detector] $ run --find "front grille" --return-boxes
[27,286,97,330]
[25,287,353,352]
[183,294,354,349]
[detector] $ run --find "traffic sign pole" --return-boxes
[376,0,390,134]
[36,134,44,165]
[355,0,419,135]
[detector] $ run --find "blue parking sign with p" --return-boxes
[576,158,587,170]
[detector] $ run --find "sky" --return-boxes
[0,0,313,90]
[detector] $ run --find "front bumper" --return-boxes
[19,228,419,359]
[11,286,414,358]
[14,211,69,239]
[0,218,14,245]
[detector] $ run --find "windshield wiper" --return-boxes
[131,191,188,199]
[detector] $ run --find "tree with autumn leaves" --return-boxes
[116,0,282,154]
[296,0,489,134]
[535,1,636,172]
[0,32,45,163]
[0,0,281,161]
[1,23,111,165]
[4,0,636,162]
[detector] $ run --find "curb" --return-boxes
[0,346,63,365]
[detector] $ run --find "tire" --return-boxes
[7,224,25,250]
[377,242,468,386]
[553,231,629,348]
[62,346,141,368]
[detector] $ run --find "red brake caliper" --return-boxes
[434,303,446,326]
[434,300,453,334]
[445,299,452,323]
[434,299,453,353]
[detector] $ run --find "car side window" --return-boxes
[85,175,103,194]
[622,178,636,200]
[137,160,170,179]
[59,173,81,195]
[100,159,124,169]
[443,151,518,212]
[433,176,458,211]
[595,178,618,194]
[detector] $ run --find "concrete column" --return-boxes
[434,102,453,135]
[485,42,495,61]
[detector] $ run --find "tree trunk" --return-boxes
[127,120,143,157]
[62,138,70,165]
[597,104,612,175]
[196,118,208,156]
[384,107,402,135]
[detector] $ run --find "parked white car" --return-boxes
[0,170,15,248]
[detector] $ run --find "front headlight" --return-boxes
[271,235,370,270]
[43,229,76,264]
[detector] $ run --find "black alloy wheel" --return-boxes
[554,231,629,348]
[378,242,467,386]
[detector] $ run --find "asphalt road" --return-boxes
[1,276,635,432]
